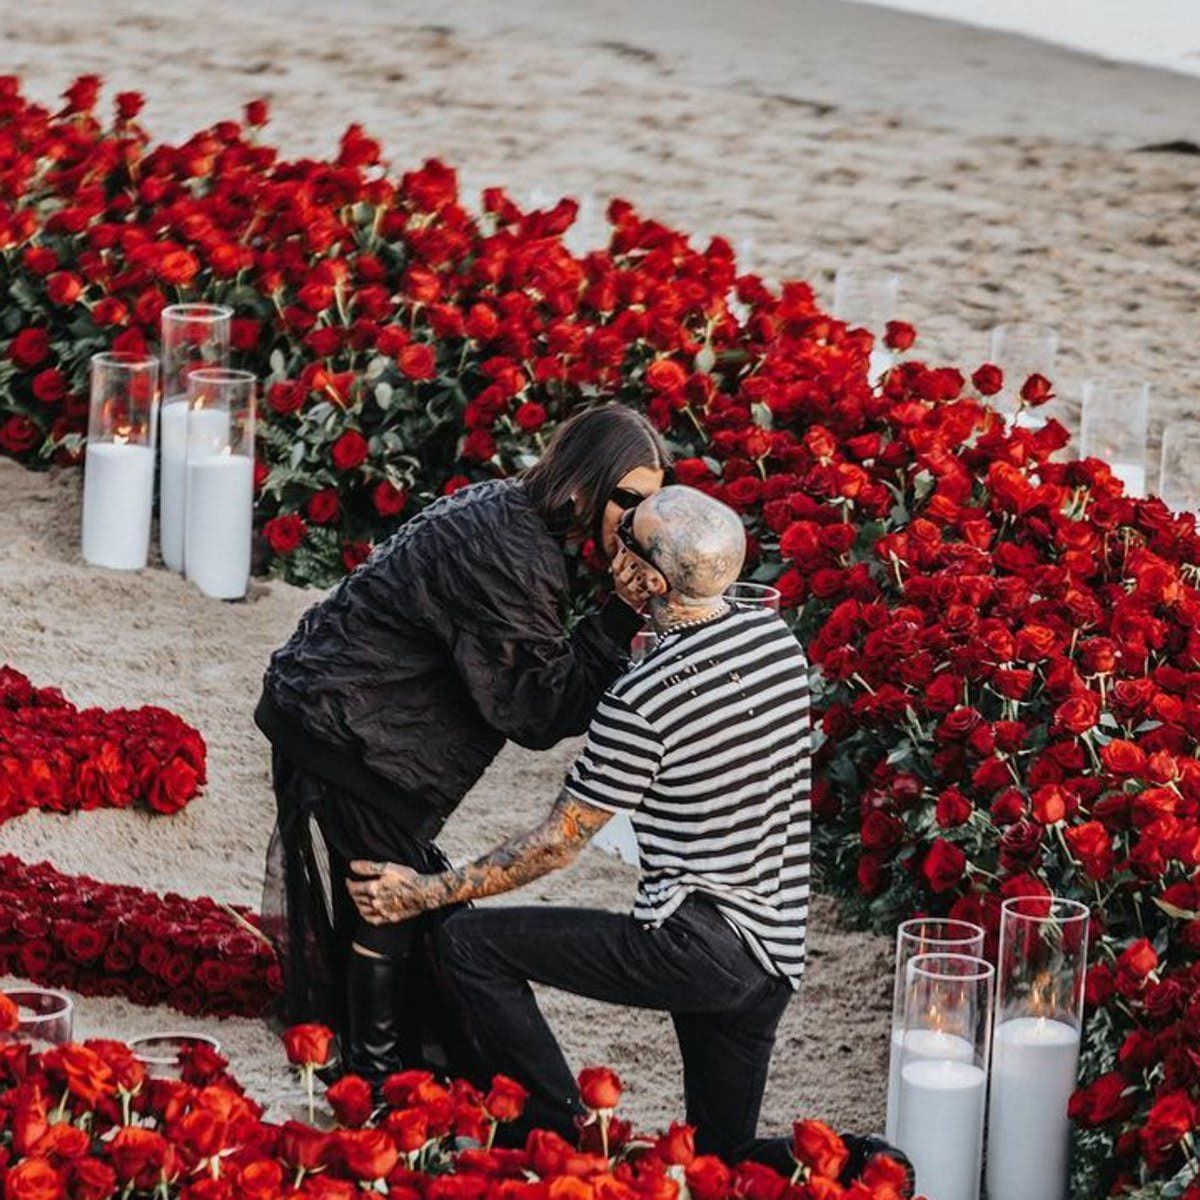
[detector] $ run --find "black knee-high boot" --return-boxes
[343,951,412,1087]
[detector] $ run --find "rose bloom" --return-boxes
[9,327,50,369]
[883,321,915,352]
[578,1066,623,1111]
[656,1122,696,1166]
[336,1128,399,1180]
[373,480,408,518]
[515,402,548,433]
[326,1074,374,1128]
[282,1022,335,1067]
[331,430,369,472]
[263,514,308,556]
[921,838,966,893]
[306,489,340,525]
[971,363,1003,396]
[484,1075,529,1123]
[791,1120,848,1180]
[0,991,17,1031]
[398,343,437,381]
[3,1157,64,1200]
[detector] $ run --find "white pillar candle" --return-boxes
[184,451,254,599]
[986,1017,1081,1200]
[897,1058,987,1200]
[159,398,230,572]
[886,1027,975,1143]
[1110,462,1146,498]
[81,442,155,570]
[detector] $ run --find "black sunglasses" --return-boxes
[616,506,673,589]
[609,465,675,513]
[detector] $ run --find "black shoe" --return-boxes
[839,1133,914,1191]
[342,952,414,1091]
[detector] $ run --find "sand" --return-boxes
[1,0,1197,1140]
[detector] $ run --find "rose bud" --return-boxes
[656,1122,696,1166]
[791,1120,849,1180]
[884,321,916,352]
[484,1075,529,1123]
[336,1128,399,1181]
[971,363,1004,396]
[282,1023,335,1067]
[327,1074,375,1128]
[578,1066,623,1112]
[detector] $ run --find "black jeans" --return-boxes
[437,894,792,1160]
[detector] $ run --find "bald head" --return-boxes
[635,485,746,604]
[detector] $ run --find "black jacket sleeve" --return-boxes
[449,594,641,750]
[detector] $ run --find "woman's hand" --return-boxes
[347,860,443,924]
[610,544,655,612]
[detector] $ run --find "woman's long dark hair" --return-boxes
[523,404,673,543]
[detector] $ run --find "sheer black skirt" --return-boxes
[260,749,471,1072]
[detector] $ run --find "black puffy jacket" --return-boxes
[255,478,640,838]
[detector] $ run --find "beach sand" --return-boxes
[2,0,1198,1138]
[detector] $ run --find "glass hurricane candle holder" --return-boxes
[987,896,1090,1200]
[1079,381,1150,497]
[128,1032,222,1080]
[160,303,232,571]
[183,368,256,600]
[725,582,782,611]
[1159,421,1200,516]
[81,351,159,571]
[833,267,900,384]
[988,323,1059,424]
[2,987,74,1051]
[895,953,993,1200]
[886,918,985,1142]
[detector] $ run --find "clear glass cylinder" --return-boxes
[81,352,159,571]
[895,953,993,1200]
[886,918,985,1142]
[725,582,781,611]
[987,896,1090,1200]
[988,323,1059,422]
[833,267,899,384]
[2,987,74,1052]
[1079,381,1150,497]
[160,304,232,571]
[182,368,256,600]
[128,1032,222,1081]
[1159,421,1200,516]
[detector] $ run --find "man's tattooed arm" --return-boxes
[347,790,612,924]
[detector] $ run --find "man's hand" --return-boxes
[347,861,445,924]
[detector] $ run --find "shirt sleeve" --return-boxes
[564,693,662,813]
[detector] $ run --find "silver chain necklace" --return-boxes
[656,601,731,634]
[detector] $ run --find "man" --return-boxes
[348,484,811,1161]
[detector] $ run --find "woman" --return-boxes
[256,403,671,1084]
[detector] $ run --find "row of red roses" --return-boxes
[0,667,206,823]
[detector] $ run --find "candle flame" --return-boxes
[114,426,132,446]
[1030,972,1056,1017]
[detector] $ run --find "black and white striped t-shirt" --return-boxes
[565,605,812,986]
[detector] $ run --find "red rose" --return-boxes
[645,359,687,392]
[921,838,966,893]
[578,1066,622,1111]
[883,321,916,351]
[398,343,437,381]
[230,318,261,352]
[461,430,496,463]
[686,1157,732,1200]
[342,542,372,572]
[484,1075,529,1123]
[3,1157,63,1200]
[244,98,269,126]
[336,1129,399,1180]
[115,90,144,120]
[331,430,369,472]
[109,1127,173,1186]
[267,381,305,417]
[656,1122,696,1167]
[65,1159,117,1200]
[1053,695,1099,735]
[1031,785,1068,826]
[306,490,340,525]
[936,788,972,829]
[1100,740,1147,778]
[372,480,408,517]
[791,1120,848,1180]
[382,1108,429,1153]
[1068,1072,1132,1126]
[0,992,17,1032]
[279,1121,330,1171]
[10,328,50,369]
[282,1023,335,1067]
[1065,821,1114,880]
[157,249,200,286]
[1118,939,1157,981]
[1020,373,1054,406]
[327,1075,374,1128]
[971,363,1003,395]
[860,810,904,853]
[515,402,548,432]
[31,368,68,405]
[45,272,83,307]
[263,514,307,555]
